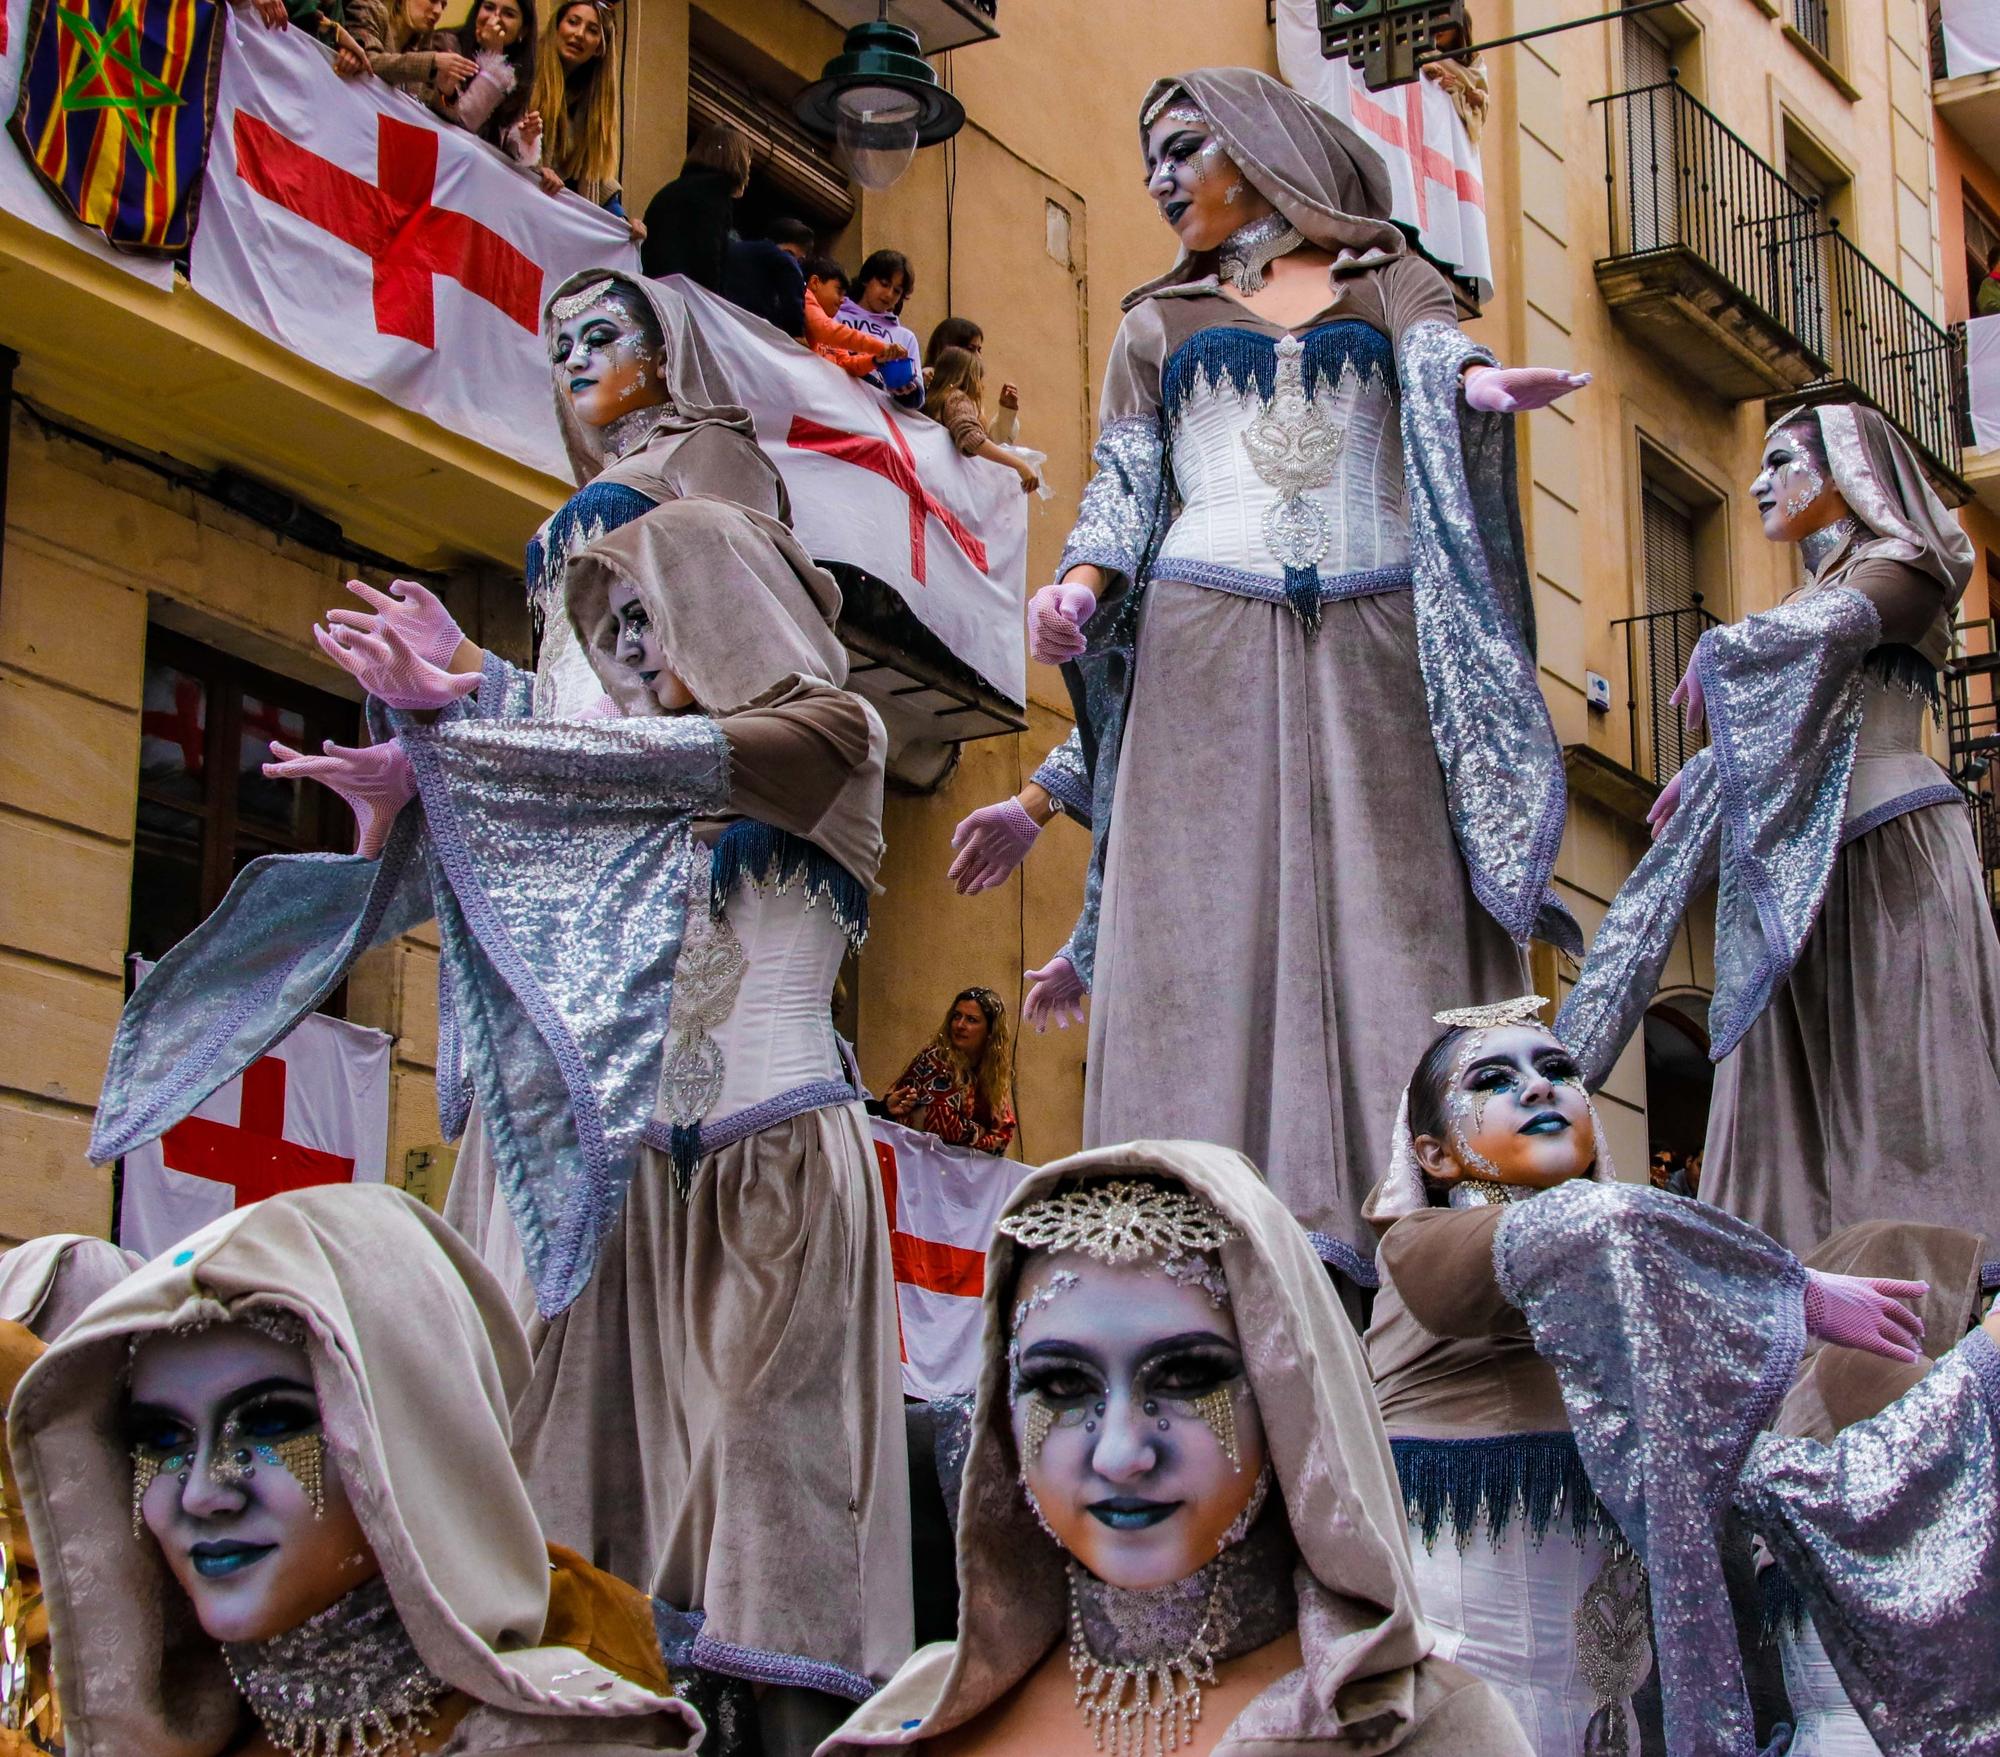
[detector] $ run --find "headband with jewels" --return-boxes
[996,1178,1240,1267]
[1431,994,1549,1031]
[549,277,620,324]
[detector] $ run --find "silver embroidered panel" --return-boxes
[1058,415,1166,583]
[1031,728,1093,826]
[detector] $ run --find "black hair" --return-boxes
[1988,243,2000,271]
[768,216,815,250]
[856,247,915,308]
[926,315,983,364]
[1405,1025,1469,1144]
[804,255,847,288]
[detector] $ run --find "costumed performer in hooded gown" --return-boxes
[0,1233,140,1754]
[1360,996,1653,1756]
[820,1140,1538,1757]
[1555,402,2000,1252]
[1013,68,1588,1297]
[297,499,910,1755]
[1488,1160,2000,1755]
[1752,1220,1992,1756]
[6,1183,697,1757]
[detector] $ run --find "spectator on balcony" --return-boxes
[348,0,477,109]
[801,257,908,378]
[437,0,540,165]
[924,315,1020,443]
[924,345,1039,494]
[882,988,1017,1156]
[639,124,752,291]
[837,248,924,408]
[531,0,638,234]
[1978,244,2000,317]
[720,217,814,338]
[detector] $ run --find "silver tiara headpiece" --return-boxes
[1432,994,1549,1031]
[997,1179,1239,1267]
[1141,84,1199,129]
[550,277,618,324]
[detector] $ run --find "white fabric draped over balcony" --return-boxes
[1968,313,2000,455]
[1942,0,2000,79]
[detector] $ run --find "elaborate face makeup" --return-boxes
[1142,104,1275,254]
[549,286,667,431]
[1751,421,1850,545]
[947,998,989,1058]
[605,581,694,711]
[1413,1023,1596,1191]
[1009,1249,1267,1592]
[127,1323,378,1646]
[473,0,522,49]
[553,1,601,65]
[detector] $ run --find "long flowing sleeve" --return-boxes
[1735,1328,2000,1757]
[1556,585,1881,1084]
[1029,727,1092,828]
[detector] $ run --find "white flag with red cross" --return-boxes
[664,276,1030,708]
[1274,0,1493,301]
[872,1118,1029,1401]
[187,8,636,480]
[117,961,391,1258]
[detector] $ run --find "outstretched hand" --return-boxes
[1803,1268,1927,1363]
[1646,769,1685,841]
[948,797,1042,894]
[1463,365,1592,415]
[1027,582,1095,666]
[324,578,468,670]
[264,738,416,859]
[314,619,481,712]
[1022,953,1087,1032]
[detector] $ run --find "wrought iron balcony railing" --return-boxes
[1595,78,1968,492]
[1945,619,2000,903]
[1608,598,1723,787]
[1791,0,1833,60]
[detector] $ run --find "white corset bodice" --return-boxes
[710,881,848,1117]
[1156,337,1410,583]
[533,612,613,720]
[1778,1619,1883,1755]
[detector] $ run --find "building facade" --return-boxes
[0,0,1973,1242]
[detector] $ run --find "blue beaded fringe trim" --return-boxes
[1159,319,1393,416]
[710,820,870,948]
[1391,1430,1603,1551]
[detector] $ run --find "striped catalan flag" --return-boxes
[6,0,223,254]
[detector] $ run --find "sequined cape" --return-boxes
[1053,313,1578,980]
[88,673,729,1318]
[1555,585,1883,1086]
[1495,1180,2000,1757]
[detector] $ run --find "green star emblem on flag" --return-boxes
[53,0,183,176]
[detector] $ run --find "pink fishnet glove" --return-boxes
[323,579,467,671]
[264,738,416,859]
[1670,652,1707,735]
[1028,582,1096,666]
[313,619,480,712]
[1802,1269,1927,1363]
[1463,365,1591,414]
[948,798,1041,895]
[1022,953,1086,1032]
[573,695,622,721]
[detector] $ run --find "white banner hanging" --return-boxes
[118,961,391,1258]
[1274,0,1493,300]
[1941,0,2000,79]
[188,7,636,480]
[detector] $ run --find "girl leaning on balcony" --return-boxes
[529,0,643,240]
[1558,402,2000,1254]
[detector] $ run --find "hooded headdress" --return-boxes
[0,1234,141,1340]
[7,1185,699,1757]
[1125,68,1406,309]
[543,269,755,491]
[822,1140,1525,1755]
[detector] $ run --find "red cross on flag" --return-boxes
[187,8,637,479]
[872,1117,1027,1401]
[1273,0,1492,302]
[117,961,391,1258]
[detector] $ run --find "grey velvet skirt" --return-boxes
[1084,578,1527,1282]
[1703,799,2000,1256]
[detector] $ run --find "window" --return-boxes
[131,627,360,965]
[1792,0,1833,61]
[1626,452,1727,785]
[1782,128,1849,360]
[1965,195,2000,315]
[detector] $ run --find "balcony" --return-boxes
[1595,79,1968,499]
[1932,1,2000,165]
[1945,617,2000,909]
[795,0,997,52]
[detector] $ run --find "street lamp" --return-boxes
[793,16,966,190]
[1315,0,1471,91]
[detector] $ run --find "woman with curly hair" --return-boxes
[884,987,1017,1155]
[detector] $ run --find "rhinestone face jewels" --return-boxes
[1188,1387,1240,1473]
[129,1446,188,1539]
[549,276,617,325]
[130,1426,326,1537]
[223,1576,449,1757]
[997,1181,1239,1268]
[1022,1399,1056,1470]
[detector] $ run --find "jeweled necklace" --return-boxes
[1217,212,1304,296]
[223,1575,450,1757]
[1798,513,1863,582]
[1066,1498,1298,1757]
[599,402,670,464]
[1447,1176,1530,1209]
